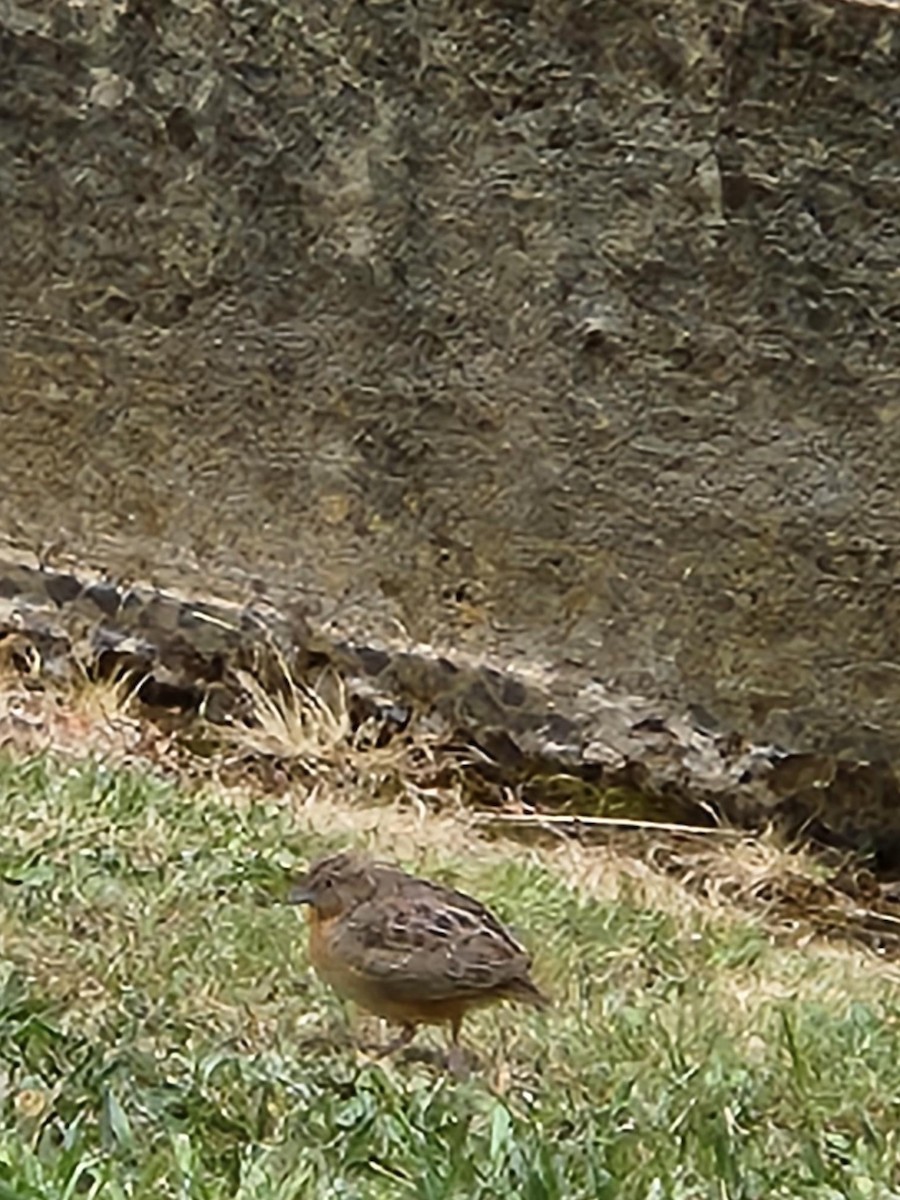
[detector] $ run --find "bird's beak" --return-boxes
[287,882,314,905]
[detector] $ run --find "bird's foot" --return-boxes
[356,1023,418,1059]
[447,1043,471,1081]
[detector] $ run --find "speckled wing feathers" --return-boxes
[330,889,538,1004]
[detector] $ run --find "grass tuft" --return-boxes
[225,664,352,767]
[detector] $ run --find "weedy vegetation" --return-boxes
[0,749,899,1198]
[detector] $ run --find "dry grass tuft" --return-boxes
[224,664,352,766]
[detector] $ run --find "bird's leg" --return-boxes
[362,1021,418,1059]
[446,1017,470,1081]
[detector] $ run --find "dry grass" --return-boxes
[224,664,352,766]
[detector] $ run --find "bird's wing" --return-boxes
[331,889,534,1002]
[370,865,530,952]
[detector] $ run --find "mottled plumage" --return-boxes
[289,852,547,1071]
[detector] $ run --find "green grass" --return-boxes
[0,754,899,1198]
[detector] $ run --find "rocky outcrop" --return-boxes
[2,0,899,764]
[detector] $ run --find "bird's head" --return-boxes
[288,852,379,919]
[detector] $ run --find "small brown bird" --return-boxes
[288,851,548,1073]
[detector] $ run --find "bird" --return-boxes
[288,851,548,1075]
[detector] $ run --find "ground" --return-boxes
[2,711,900,1199]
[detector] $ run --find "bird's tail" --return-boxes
[508,976,550,1009]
